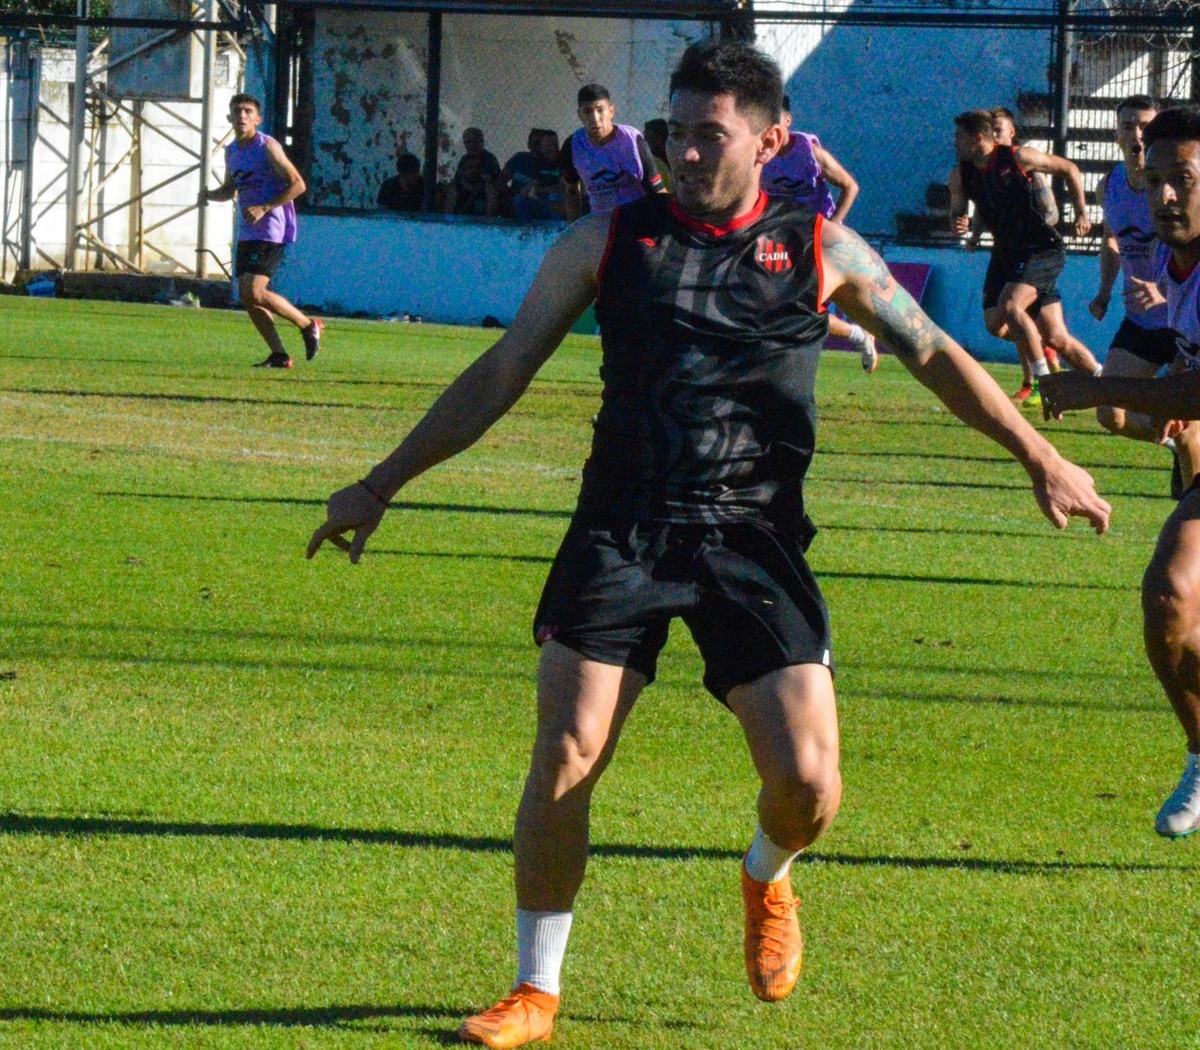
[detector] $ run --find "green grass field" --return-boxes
[0,297,1196,1048]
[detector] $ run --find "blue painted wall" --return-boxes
[777,23,1052,237]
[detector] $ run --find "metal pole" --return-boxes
[197,0,218,277]
[65,0,90,271]
[423,11,442,213]
[1052,0,1071,160]
[20,43,39,272]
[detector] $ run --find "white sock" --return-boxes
[1033,359,1051,378]
[847,323,867,348]
[516,909,572,995]
[1164,437,1177,452]
[744,823,801,884]
[1093,364,1104,377]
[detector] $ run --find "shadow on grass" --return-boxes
[839,685,1162,715]
[819,569,1130,592]
[1,386,369,412]
[0,1002,457,1029]
[822,445,1176,478]
[0,1003,682,1040]
[100,491,574,519]
[1,814,1193,874]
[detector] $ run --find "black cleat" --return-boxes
[303,318,324,361]
[253,353,293,369]
[1172,450,1185,501]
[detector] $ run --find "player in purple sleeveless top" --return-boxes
[762,95,878,372]
[561,84,664,220]
[201,94,323,369]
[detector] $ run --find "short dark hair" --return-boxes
[1144,107,1200,150]
[668,40,783,129]
[1117,93,1159,118]
[577,84,611,107]
[644,117,668,137]
[954,109,995,139]
[229,93,261,114]
[396,153,420,175]
[781,94,791,112]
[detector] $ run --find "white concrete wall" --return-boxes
[308,11,699,210]
[276,212,1120,364]
[2,42,241,276]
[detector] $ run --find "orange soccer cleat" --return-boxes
[741,860,803,1002]
[1044,345,1062,372]
[458,983,559,1048]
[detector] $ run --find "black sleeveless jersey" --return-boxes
[581,192,829,525]
[959,145,1062,257]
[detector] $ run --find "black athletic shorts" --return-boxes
[532,516,833,703]
[1109,316,1178,368]
[235,239,285,279]
[982,247,1064,311]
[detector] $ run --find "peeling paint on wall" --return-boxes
[308,11,695,210]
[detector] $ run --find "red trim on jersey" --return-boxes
[668,190,768,237]
[1168,253,1199,283]
[594,207,622,299]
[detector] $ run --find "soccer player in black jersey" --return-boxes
[310,42,1110,1049]
[949,109,1101,403]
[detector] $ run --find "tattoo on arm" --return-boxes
[824,232,955,362]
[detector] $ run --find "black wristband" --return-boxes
[357,478,388,506]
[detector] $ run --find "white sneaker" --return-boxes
[858,331,879,374]
[1155,752,1200,838]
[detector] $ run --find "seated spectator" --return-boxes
[501,129,544,208]
[377,152,424,212]
[643,118,673,192]
[511,129,565,221]
[444,127,500,218]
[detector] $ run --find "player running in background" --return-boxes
[989,106,1063,398]
[201,94,322,369]
[311,41,1110,1048]
[1042,106,1200,839]
[1088,95,1187,491]
[762,95,878,373]
[560,84,664,220]
[949,109,1100,407]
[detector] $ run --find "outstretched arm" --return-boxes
[1041,368,1200,422]
[814,144,859,224]
[820,220,1111,533]
[201,171,237,204]
[307,214,610,562]
[1016,146,1091,236]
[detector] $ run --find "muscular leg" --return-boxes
[1095,346,1166,441]
[996,282,1047,368]
[1035,303,1100,373]
[1143,491,1200,754]
[1176,420,1200,490]
[239,274,311,358]
[726,663,842,852]
[514,640,645,911]
[985,308,1034,396]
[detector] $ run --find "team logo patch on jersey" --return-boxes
[755,236,792,273]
